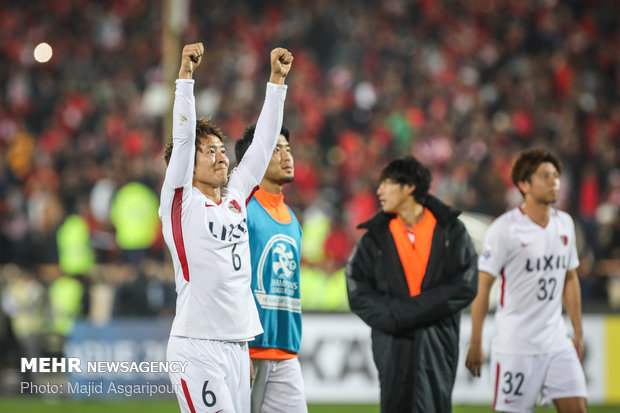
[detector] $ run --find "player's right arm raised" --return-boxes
[164,43,204,190]
[179,42,204,80]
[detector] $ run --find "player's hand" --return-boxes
[179,43,204,79]
[465,343,484,377]
[269,47,293,85]
[573,335,584,361]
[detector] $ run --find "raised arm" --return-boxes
[178,43,203,80]
[228,48,293,198]
[163,43,204,190]
[268,47,293,85]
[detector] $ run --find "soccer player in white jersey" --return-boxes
[160,42,293,413]
[465,148,587,413]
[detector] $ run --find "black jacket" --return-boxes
[346,195,478,413]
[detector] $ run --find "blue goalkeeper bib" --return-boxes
[247,196,302,353]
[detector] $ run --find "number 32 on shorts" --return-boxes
[502,371,525,397]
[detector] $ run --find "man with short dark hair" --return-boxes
[346,155,478,412]
[235,124,307,413]
[465,148,587,413]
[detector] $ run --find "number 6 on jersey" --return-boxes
[231,243,242,271]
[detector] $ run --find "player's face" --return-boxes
[193,134,230,188]
[377,179,414,214]
[523,162,560,204]
[263,134,294,185]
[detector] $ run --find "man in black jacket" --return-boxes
[346,156,478,412]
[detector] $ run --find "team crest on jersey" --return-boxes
[481,249,490,259]
[560,235,568,245]
[228,200,242,214]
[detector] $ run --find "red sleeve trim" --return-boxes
[500,268,505,307]
[246,185,260,206]
[172,188,190,282]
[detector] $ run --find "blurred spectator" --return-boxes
[47,273,89,357]
[109,181,160,265]
[300,265,348,312]
[112,261,176,318]
[1,265,46,374]
[56,214,95,276]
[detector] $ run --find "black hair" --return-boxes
[235,124,290,164]
[379,156,432,203]
[164,117,226,165]
[511,148,562,197]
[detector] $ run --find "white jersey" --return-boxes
[479,207,579,354]
[160,79,287,341]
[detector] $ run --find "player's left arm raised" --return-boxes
[229,48,293,198]
[269,47,293,85]
[563,269,584,360]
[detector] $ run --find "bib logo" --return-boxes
[273,243,297,279]
[254,234,301,313]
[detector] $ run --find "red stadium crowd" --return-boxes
[0,0,618,331]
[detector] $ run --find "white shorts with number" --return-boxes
[167,335,251,413]
[251,358,307,413]
[491,346,587,413]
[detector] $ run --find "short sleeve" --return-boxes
[566,215,580,271]
[478,219,509,278]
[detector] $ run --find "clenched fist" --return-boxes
[269,48,293,85]
[179,43,204,80]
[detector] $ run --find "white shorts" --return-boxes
[491,346,587,413]
[251,357,307,413]
[167,335,251,413]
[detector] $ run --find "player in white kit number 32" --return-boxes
[159,43,293,413]
[465,148,587,413]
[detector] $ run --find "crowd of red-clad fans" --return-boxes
[0,0,618,311]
